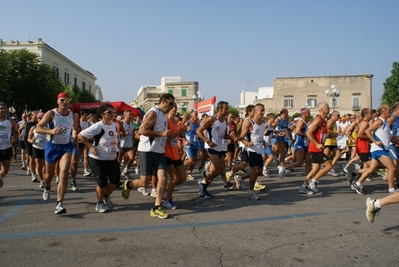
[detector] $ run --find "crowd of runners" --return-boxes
[1,93,399,223]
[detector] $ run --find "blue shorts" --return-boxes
[388,145,398,161]
[45,142,74,164]
[185,147,198,159]
[294,145,308,152]
[371,149,390,160]
[198,141,205,150]
[262,146,273,156]
[72,146,79,156]
[138,151,167,176]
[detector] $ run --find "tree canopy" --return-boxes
[381,61,399,107]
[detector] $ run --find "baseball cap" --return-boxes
[57,92,70,100]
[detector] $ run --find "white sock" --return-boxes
[388,188,395,194]
[124,167,128,173]
[374,199,381,208]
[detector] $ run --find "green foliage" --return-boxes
[228,105,239,117]
[381,61,399,107]
[65,85,97,103]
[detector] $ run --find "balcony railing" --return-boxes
[352,105,361,111]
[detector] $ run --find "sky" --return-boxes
[2,0,398,109]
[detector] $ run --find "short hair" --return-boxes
[361,108,371,117]
[392,102,399,111]
[216,101,229,111]
[80,110,88,116]
[245,105,255,116]
[96,103,114,120]
[377,104,390,116]
[279,108,288,115]
[317,101,328,111]
[124,109,132,115]
[159,93,175,103]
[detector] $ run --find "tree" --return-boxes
[65,85,97,103]
[0,49,64,115]
[381,61,399,107]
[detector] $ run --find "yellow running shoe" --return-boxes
[254,181,266,191]
[122,180,131,200]
[225,171,232,182]
[150,207,169,219]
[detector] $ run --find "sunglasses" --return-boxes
[165,99,175,106]
[103,110,113,114]
[59,98,69,102]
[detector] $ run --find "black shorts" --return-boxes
[24,141,33,156]
[227,143,235,153]
[248,151,263,168]
[359,153,371,162]
[78,142,86,149]
[32,147,44,159]
[88,157,120,188]
[311,152,329,164]
[0,147,13,161]
[18,140,26,149]
[241,149,249,162]
[166,157,183,168]
[207,148,224,159]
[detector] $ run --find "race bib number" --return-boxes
[38,138,46,143]
[0,132,9,141]
[217,133,224,141]
[105,147,117,153]
[60,126,69,136]
[254,138,263,145]
[222,139,229,145]
[171,138,178,147]
[160,137,167,146]
[193,135,199,142]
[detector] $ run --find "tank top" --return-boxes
[120,120,133,148]
[33,126,47,150]
[138,106,168,153]
[294,119,309,147]
[165,117,180,160]
[356,120,369,153]
[47,108,74,145]
[185,120,199,149]
[370,117,390,152]
[324,120,337,146]
[246,119,265,154]
[308,115,327,153]
[204,115,227,152]
[0,118,12,150]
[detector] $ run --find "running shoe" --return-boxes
[354,163,362,171]
[70,180,78,191]
[224,182,236,191]
[347,172,356,185]
[308,180,319,193]
[26,167,31,176]
[150,188,157,198]
[163,199,178,210]
[43,189,50,201]
[150,207,169,219]
[234,175,242,189]
[204,161,211,172]
[328,168,338,177]
[365,197,380,223]
[389,188,399,195]
[55,176,59,184]
[376,169,385,177]
[247,190,260,200]
[95,202,107,213]
[121,180,131,200]
[83,170,92,177]
[186,173,195,180]
[103,196,114,209]
[54,202,66,214]
[351,182,364,195]
[21,164,26,170]
[39,181,45,188]
[278,166,285,179]
[342,163,349,174]
[284,169,292,175]
[365,177,372,182]
[225,171,232,182]
[298,184,314,195]
[198,166,203,174]
[31,174,38,182]
[199,183,213,198]
[262,167,269,177]
[254,181,266,191]
[135,167,140,175]
[138,187,150,196]
[122,171,132,179]
[120,161,125,168]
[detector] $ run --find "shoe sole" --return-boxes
[122,180,131,200]
[365,197,375,223]
[54,208,66,214]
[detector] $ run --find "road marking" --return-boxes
[0,196,35,224]
[0,209,358,240]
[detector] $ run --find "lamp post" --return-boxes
[180,103,187,113]
[325,85,341,112]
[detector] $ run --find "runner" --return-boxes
[183,110,200,180]
[27,111,46,188]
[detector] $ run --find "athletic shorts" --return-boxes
[166,157,183,168]
[45,142,74,164]
[294,145,308,152]
[248,151,263,168]
[132,138,139,148]
[24,140,33,156]
[358,152,371,162]
[0,147,12,161]
[262,146,273,156]
[78,142,86,149]
[207,148,224,159]
[198,141,205,150]
[138,151,167,176]
[241,149,249,162]
[32,147,44,159]
[185,147,198,159]
[88,157,120,188]
[371,149,390,160]
[72,146,79,156]
[18,140,25,149]
[227,143,235,153]
[311,152,329,164]
[388,145,398,161]
[122,147,133,153]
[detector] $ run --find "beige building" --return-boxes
[0,38,101,100]
[237,74,373,117]
[132,76,200,113]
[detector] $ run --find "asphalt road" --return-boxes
[0,157,398,267]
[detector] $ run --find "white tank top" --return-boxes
[138,106,168,153]
[205,115,227,152]
[247,119,265,154]
[370,117,390,152]
[48,108,74,145]
[120,120,133,148]
[33,126,47,150]
[0,118,12,150]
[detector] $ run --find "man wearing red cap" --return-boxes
[36,92,79,214]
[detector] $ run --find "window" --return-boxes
[74,77,77,86]
[82,81,86,90]
[284,98,293,108]
[53,66,59,78]
[307,98,317,108]
[352,97,360,110]
[168,89,173,95]
[64,72,69,86]
[331,97,339,108]
[181,88,187,97]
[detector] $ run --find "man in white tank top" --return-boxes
[121,94,175,219]
[0,102,19,188]
[196,101,230,198]
[36,92,80,215]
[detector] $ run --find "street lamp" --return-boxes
[325,85,341,111]
[193,90,204,102]
[180,103,187,112]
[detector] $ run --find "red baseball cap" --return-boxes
[57,92,69,100]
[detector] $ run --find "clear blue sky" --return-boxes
[2,0,398,108]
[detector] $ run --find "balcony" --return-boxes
[352,105,361,111]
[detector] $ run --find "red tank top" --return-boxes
[356,120,369,153]
[308,115,327,153]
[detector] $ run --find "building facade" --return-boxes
[132,76,200,113]
[0,38,99,99]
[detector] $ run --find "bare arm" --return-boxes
[306,116,324,151]
[196,116,216,147]
[239,119,253,148]
[365,119,383,146]
[140,110,169,138]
